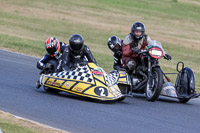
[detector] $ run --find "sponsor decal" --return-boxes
[52,81,60,86]
[74,87,83,92]
[74,55,81,58]
[52,82,56,86]
[171,90,176,94]
[65,83,70,88]
[74,39,80,43]
[47,81,60,86]
[92,68,103,77]
[136,27,142,30]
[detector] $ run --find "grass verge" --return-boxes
[0,111,68,133]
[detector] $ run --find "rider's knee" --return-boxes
[127,60,136,71]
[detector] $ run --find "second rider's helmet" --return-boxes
[45,37,60,57]
[107,36,122,54]
[69,34,84,54]
[131,22,145,40]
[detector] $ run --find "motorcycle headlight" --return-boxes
[149,47,163,59]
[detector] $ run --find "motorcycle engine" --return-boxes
[132,76,140,86]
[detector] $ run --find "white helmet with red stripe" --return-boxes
[45,37,60,57]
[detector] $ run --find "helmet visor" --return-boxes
[47,47,56,55]
[113,38,121,52]
[47,43,60,57]
[70,45,84,54]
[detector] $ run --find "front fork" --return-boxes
[147,56,153,90]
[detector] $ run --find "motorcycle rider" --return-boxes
[107,35,127,71]
[122,22,171,72]
[36,37,67,88]
[58,34,97,71]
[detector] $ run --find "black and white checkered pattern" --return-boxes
[49,66,93,82]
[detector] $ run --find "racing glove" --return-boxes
[131,47,140,54]
[44,63,53,69]
[164,54,172,60]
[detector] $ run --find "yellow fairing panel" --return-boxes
[118,71,131,85]
[71,83,91,93]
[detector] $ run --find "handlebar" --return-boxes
[138,49,148,56]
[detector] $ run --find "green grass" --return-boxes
[0,120,34,133]
[0,34,45,56]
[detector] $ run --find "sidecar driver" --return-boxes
[57,34,97,71]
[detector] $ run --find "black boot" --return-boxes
[36,80,41,89]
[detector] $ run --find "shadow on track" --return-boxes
[34,88,128,104]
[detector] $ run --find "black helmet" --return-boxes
[131,22,145,40]
[45,37,60,57]
[69,34,84,54]
[107,36,121,53]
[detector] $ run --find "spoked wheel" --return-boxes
[145,67,163,101]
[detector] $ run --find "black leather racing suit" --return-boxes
[112,40,126,71]
[37,42,67,71]
[58,45,97,71]
[113,51,122,70]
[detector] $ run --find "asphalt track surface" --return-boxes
[0,49,200,133]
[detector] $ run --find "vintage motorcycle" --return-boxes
[116,40,169,101]
[114,40,199,102]
[37,62,125,101]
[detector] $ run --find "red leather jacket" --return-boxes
[122,34,151,64]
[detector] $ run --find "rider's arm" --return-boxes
[57,47,70,71]
[113,53,122,69]
[84,45,97,64]
[36,54,50,70]
[122,43,139,58]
